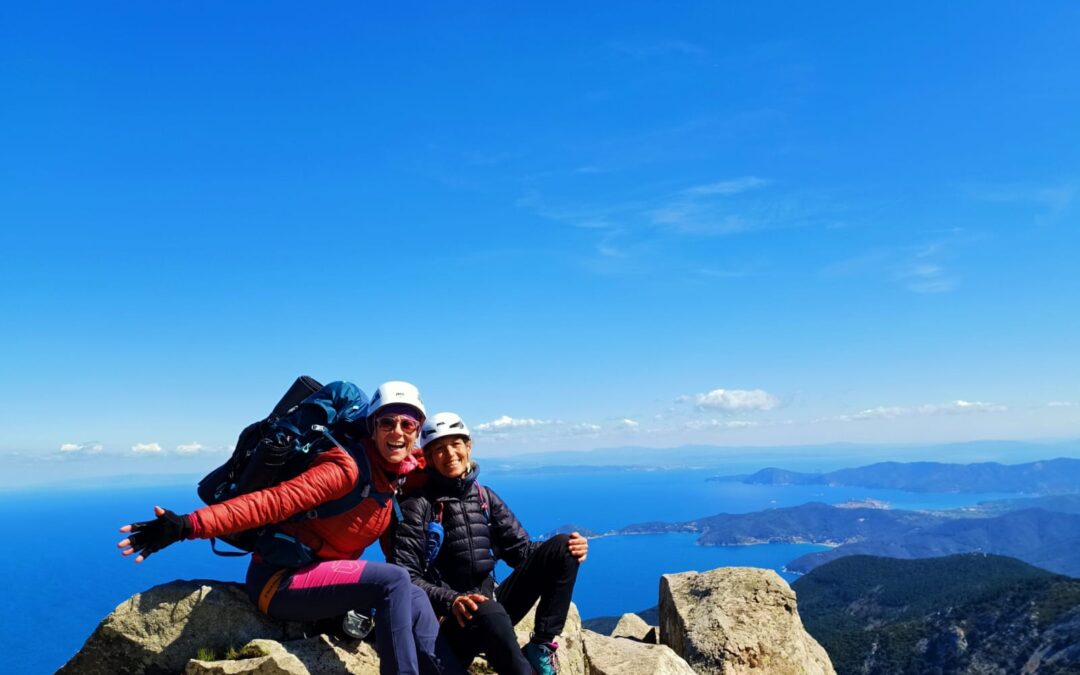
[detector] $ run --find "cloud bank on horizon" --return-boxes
[33,391,1077,463]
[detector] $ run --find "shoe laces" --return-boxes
[534,641,559,672]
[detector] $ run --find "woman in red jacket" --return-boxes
[118,381,458,675]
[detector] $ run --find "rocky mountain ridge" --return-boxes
[792,553,1080,674]
[60,566,833,675]
[597,502,1080,577]
[727,457,1080,494]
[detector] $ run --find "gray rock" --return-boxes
[59,580,303,675]
[185,640,307,675]
[63,568,837,675]
[610,613,657,643]
[185,636,381,675]
[581,630,695,675]
[659,567,835,675]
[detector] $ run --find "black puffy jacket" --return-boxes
[390,464,536,616]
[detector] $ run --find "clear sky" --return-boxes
[2,2,1078,480]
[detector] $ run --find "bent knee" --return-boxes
[471,599,512,626]
[544,533,576,561]
[364,562,411,598]
[385,564,410,590]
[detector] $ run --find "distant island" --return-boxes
[785,507,1080,576]
[711,457,1080,494]
[532,458,1080,580]
[540,493,1080,578]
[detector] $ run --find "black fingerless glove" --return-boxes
[127,508,192,560]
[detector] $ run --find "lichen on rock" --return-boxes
[659,567,835,675]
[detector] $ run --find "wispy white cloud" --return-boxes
[820,250,891,278]
[596,242,627,258]
[131,442,163,454]
[689,388,780,412]
[647,177,780,236]
[651,205,751,235]
[521,176,800,242]
[1047,401,1078,408]
[176,442,205,455]
[695,264,757,279]
[565,423,603,436]
[59,441,103,454]
[822,399,1007,423]
[617,418,640,429]
[608,39,709,60]
[687,419,762,430]
[474,416,554,432]
[969,181,1077,212]
[683,176,770,196]
[825,237,960,294]
[897,263,955,294]
[472,415,615,439]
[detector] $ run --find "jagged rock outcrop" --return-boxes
[60,579,584,675]
[59,581,305,675]
[610,613,657,643]
[63,567,835,675]
[581,630,695,675]
[659,567,835,675]
[185,637,380,674]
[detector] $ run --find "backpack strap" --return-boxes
[208,537,250,557]
[287,425,396,523]
[423,499,446,581]
[477,483,490,524]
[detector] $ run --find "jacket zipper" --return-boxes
[461,497,477,581]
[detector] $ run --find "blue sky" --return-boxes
[2,2,1078,481]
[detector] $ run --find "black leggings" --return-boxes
[441,534,580,674]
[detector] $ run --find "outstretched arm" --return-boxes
[191,447,357,538]
[116,447,358,564]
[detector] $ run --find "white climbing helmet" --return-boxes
[368,381,426,420]
[420,412,471,449]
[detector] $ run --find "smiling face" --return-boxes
[372,414,420,464]
[426,435,472,478]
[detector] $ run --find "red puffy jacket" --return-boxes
[190,440,423,561]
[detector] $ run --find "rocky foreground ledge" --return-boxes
[60,567,834,675]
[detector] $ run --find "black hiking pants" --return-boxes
[440,534,580,674]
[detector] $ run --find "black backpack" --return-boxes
[197,376,394,563]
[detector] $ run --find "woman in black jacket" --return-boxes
[390,412,588,675]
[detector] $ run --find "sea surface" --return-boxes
[0,469,1017,673]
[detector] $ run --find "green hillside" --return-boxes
[793,554,1080,674]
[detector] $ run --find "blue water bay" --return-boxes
[559,534,826,618]
[0,470,1016,673]
[480,466,1018,533]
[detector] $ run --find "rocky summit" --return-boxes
[660,567,835,675]
[61,567,833,674]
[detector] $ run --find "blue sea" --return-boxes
[0,469,1017,673]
